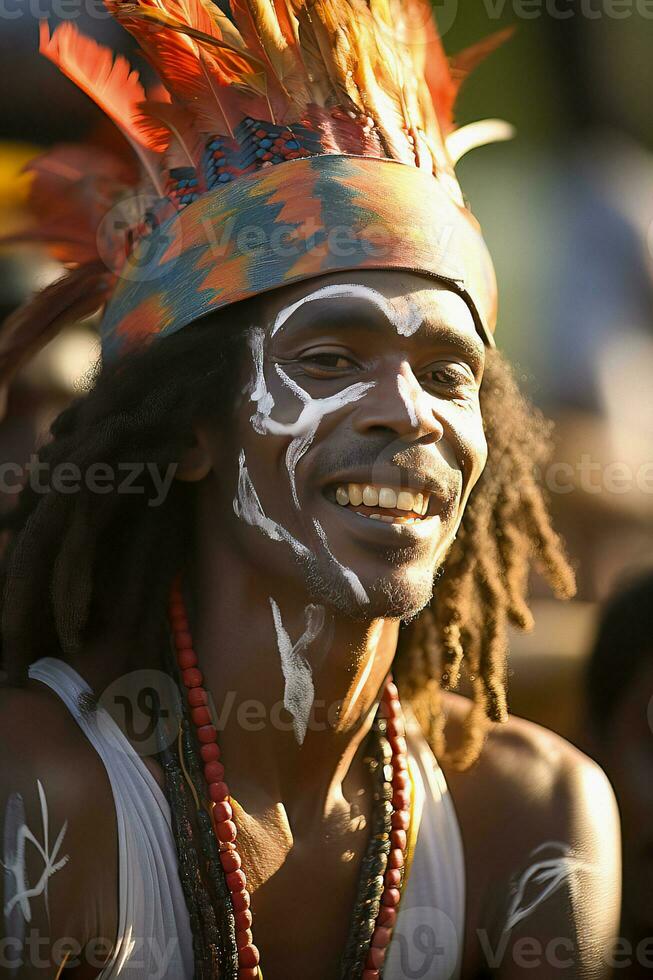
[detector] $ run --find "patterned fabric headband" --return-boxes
[0,0,512,395]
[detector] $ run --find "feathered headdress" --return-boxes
[0,0,512,401]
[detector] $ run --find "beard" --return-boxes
[300,547,440,623]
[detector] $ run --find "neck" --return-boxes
[190,527,400,835]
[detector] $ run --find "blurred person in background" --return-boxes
[586,569,653,978]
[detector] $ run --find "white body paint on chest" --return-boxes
[249,326,374,508]
[2,780,70,936]
[502,841,599,938]
[269,599,326,745]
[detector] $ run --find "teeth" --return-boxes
[396,491,413,512]
[336,486,349,506]
[348,484,364,506]
[378,488,397,509]
[362,485,379,507]
[335,483,430,517]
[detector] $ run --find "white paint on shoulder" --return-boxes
[2,780,69,932]
[269,599,326,745]
[502,840,599,938]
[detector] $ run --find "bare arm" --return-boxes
[478,739,621,979]
[440,695,621,980]
[0,684,118,978]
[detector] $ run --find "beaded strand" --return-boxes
[168,579,411,979]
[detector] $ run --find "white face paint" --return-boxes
[269,599,326,745]
[397,374,419,428]
[233,450,310,559]
[502,841,599,938]
[269,283,424,339]
[2,780,69,939]
[248,326,374,508]
[313,519,369,605]
[235,284,422,606]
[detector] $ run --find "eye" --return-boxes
[297,349,360,377]
[422,361,476,393]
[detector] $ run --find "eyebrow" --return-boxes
[270,284,485,363]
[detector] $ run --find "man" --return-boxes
[0,0,620,977]
[586,570,653,978]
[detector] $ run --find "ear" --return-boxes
[175,426,213,483]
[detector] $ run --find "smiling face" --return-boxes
[194,270,488,621]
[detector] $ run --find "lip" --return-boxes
[322,492,443,545]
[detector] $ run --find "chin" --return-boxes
[304,554,436,623]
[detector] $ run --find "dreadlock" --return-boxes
[394,350,576,767]
[0,307,574,771]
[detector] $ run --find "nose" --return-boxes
[353,364,444,442]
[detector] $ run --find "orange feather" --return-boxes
[39,21,167,151]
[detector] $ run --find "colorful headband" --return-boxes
[0,0,513,394]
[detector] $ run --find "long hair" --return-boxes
[0,309,575,767]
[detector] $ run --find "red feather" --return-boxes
[136,100,206,176]
[39,21,167,151]
[450,26,515,90]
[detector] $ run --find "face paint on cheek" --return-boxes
[233,450,310,559]
[248,327,374,509]
[397,374,419,427]
[313,518,369,606]
[269,598,326,746]
[273,366,374,509]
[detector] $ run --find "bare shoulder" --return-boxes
[0,680,118,976]
[440,690,619,838]
[0,679,112,800]
[437,692,621,979]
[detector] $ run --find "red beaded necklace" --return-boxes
[168,579,411,980]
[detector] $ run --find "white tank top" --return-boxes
[29,657,465,980]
